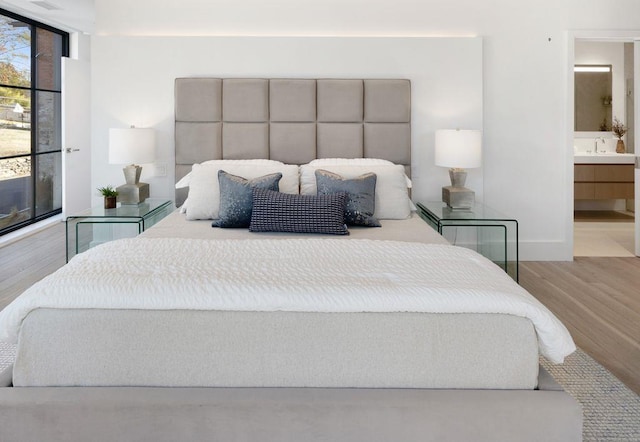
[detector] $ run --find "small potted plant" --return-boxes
[98,185,118,209]
[612,117,627,153]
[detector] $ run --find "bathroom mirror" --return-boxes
[574,65,612,131]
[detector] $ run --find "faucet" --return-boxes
[595,137,605,153]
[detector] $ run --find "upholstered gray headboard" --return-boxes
[174,78,411,206]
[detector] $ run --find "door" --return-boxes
[635,41,640,256]
[62,58,91,217]
[636,157,640,255]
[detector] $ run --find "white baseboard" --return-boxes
[0,215,63,249]
[519,240,573,261]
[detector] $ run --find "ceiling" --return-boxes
[0,0,94,33]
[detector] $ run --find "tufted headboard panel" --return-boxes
[175,78,411,206]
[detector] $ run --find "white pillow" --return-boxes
[309,158,395,166]
[309,158,412,188]
[185,162,300,220]
[179,198,188,214]
[176,159,286,189]
[300,164,411,220]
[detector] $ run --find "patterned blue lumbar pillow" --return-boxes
[249,188,349,235]
[315,169,381,227]
[212,170,282,228]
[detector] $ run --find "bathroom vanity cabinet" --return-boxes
[574,164,634,199]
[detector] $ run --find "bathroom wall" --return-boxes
[624,43,635,155]
[624,43,635,213]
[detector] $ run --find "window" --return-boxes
[0,8,68,235]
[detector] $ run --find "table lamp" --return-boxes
[435,129,482,209]
[109,126,155,205]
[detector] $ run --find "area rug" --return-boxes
[0,342,637,440]
[0,341,13,375]
[541,349,640,441]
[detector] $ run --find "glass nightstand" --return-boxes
[66,199,174,262]
[417,201,519,282]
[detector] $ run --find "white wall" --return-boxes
[91,37,483,218]
[92,0,640,260]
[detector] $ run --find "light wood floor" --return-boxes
[0,221,66,310]
[521,259,640,395]
[574,220,635,257]
[1,222,639,395]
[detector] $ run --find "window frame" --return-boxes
[0,7,69,236]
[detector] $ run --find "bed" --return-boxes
[0,78,582,441]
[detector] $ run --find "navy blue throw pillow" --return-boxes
[315,169,381,227]
[212,170,282,228]
[249,188,349,235]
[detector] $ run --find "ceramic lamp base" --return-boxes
[449,169,467,187]
[117,182,149,205]
[122,164,143,185]
[442,186,475,209]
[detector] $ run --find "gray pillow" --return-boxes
[249,188,349,235]
[212,170,282,228]
[315,169,381,227]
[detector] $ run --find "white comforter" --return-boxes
[0,238,575,363]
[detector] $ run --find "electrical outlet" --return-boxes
[154,163,168,177]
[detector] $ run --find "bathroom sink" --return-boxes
[574,152,636,164]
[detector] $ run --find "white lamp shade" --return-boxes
[434,129,482,169]
[109,127,156,165]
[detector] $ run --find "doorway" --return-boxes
[573,38,637,257]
